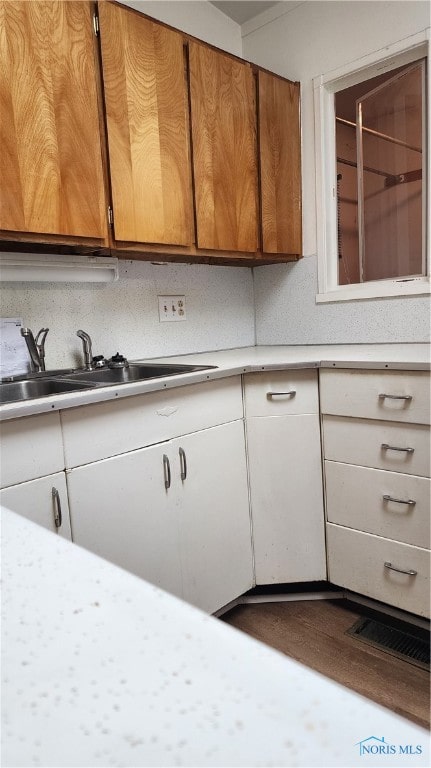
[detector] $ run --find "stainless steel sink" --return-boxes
[60,363,215,385]
[0,363,217,404]
[0,378,94,404]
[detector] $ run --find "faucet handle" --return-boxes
[35,328,49,347]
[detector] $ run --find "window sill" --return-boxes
[316,277,431,303]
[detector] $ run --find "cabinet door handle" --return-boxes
[267,390,296,398]
[384,561,417,577]
[179,447,187,481]
[381,443,414,454]
[163,454,171,490]
[379,393,412,401]
[383,494,416,507]
[52,487,62,529]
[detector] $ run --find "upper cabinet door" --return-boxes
[189,42,259,252]
[258,71,302,255]
[98,2,193,246]
[0,1,107,239]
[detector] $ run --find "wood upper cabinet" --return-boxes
[98,1,193,246]
[258,71,302,255]
[0,1,108,243]
[188,42,259,253]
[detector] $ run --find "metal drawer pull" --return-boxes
[379,393,412,401]
[267,390,296,398]
[163,454,171,490]
[179,447,187,481]
[384,561,417,577]
[381,443,414,454]
[383,494,416,506]
[52,487,62,529]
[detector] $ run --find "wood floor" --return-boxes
[222,599,430,729]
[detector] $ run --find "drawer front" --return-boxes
[0,412,64,488]
[326,523,430,618]
[61,377,243,468]
[244,369,319,417]
[325,461,430,548]
[320,369,430,425]
[323,416,430,477]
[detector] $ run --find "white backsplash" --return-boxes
[0,261,255,371]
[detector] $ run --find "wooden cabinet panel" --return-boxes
[0,1,107,239]
[98,2,193,245]
[189,42,258,252]
[258,72,301,255]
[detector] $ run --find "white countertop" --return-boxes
[2,508,429,768]
[1,343,429,421]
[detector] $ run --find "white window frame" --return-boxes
[314,29,430,303]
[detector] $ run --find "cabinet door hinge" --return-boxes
[93,11,100,36]
[108,206,114,227]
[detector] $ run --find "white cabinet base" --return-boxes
[327,523,430,618]
[247,414,326,584]
[0,473,72,539]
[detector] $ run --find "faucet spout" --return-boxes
[21,327,48,372]
[77,330,94,371]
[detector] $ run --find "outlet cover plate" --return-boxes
[158,295,186,322]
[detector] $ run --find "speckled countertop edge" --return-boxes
[1,344,429,422]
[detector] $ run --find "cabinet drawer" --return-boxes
[61,377,243,468]
[326,524,430,618]
[322,416,430,477]
[244,369,318,417]
[320,369,430,425]
[325,462,430,548]
[0,412,64,488]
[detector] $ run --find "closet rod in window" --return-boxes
[337,156,395,180]
[336,117,422,154]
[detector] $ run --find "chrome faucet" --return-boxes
[76,330,94,371]
[21,327,49,372]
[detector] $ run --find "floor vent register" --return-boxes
[347,617,430,671]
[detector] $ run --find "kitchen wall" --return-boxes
[243,0,430,344]
[0,261,254,370]
[0,1,254,371]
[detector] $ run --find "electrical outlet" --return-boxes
[158,295,186,322]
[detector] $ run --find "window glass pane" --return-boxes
[335,59,425,286]
[358,62,424,281]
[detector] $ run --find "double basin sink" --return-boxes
[0,363,215,405]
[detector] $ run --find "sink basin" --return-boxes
[61,363,216,385]
[0,378,94,404]
[0,363,217,404]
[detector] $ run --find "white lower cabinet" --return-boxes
[320,368,431,618]
[67,420,253,613]
[247,414,326,583]
[244,370,326,585]
[0,473,72,539]
[177,421,253,613]
[327,523,430,619]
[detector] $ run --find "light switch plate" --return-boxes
[158,295,186,322]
